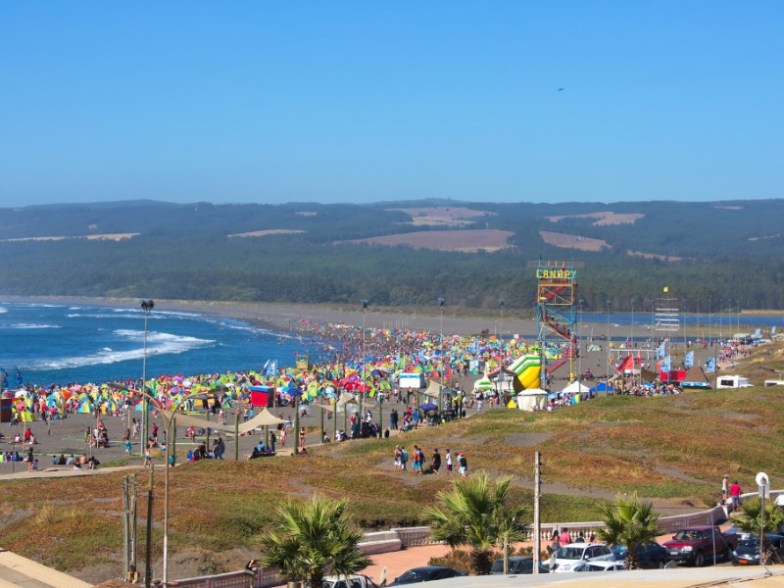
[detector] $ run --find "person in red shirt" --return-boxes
[559,527,571,545]
[729,480,742,512]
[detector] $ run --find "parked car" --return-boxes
[549,542,615,573]
[611,541,671,568]
[388,566,466,585]
[731,533,784,565]
[662,526,737,567]
[490,556,550,574]
[580,560,626,572]
[323,574,379,588]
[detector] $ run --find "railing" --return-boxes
[391,526,440,548]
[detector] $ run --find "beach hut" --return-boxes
[516,388,549,412]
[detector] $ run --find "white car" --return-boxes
[322,574,379,588]
[580,560,626,572]
[550,542,615,573]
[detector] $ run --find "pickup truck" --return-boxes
[662,525,738,566]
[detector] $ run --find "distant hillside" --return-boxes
[0,199,781,311]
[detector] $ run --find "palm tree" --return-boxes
[734,497,784,535]
[425,471,529,575]
[260,496,370,588]
[598,493,660,569]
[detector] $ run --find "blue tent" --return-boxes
[589,382,614,394]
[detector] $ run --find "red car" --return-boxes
[662,525,737,566]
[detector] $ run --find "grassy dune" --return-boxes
[2,374,784,580]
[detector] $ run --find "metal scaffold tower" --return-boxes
[532,260,581,388]
[654,290,681,381]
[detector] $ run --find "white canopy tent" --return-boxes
[516,388,548,412]
[561,381,591,395]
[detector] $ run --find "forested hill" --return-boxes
[0,198,781,312]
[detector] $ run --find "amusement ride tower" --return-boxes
[533,260,581,388]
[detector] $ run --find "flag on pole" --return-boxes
[684,351,694,369]
[657,341,666,358]
[660,355,671,372]
[705,357,716,373]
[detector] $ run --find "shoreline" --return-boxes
[6,294,779,336]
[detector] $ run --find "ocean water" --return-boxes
[0,302,328,386]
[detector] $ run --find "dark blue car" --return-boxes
[388,566,466,585]
[612,541,671,568]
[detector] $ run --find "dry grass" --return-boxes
[3,373,784,580]
[546,212,644,226]
[539,230,610,252]
[389,207,492,227]
[344,229,514,252]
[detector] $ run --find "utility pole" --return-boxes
[533,451,542,574]
[130,475,138,582]
[145,466,154,588]
[123,476,130,578]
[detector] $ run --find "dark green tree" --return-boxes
[598,492,660,569]
[425,472,529,575]
[260,496,370,588]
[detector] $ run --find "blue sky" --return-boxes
[2,1,782,206]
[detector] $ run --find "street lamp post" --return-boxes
[436,297,445,349]
[360,300,369,425]
[140,300,154,457]
[133,386,204,587]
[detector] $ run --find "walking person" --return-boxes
[458,452,468,477]
[445,448,453,474]
[431,448,441,475]
[730,479,743,513]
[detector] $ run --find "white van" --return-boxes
[764,380,784,388]
[716,375,753,389]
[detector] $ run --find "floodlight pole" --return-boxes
[578,300,584,383]
[606,300,611,379]
[498,299,505,400]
